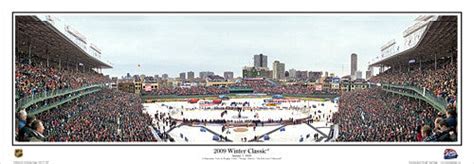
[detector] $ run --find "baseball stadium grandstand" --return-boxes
[14,15,155,142]
[141,77,337,98]
[333,15,458,142]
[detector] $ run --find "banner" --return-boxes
[315,85,323,91]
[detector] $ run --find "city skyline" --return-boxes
[54,14,419,78]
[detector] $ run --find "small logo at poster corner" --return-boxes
[14,148,23,158]
[443,148,458,160]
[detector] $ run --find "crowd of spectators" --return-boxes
[333,88,457,142]
[254,84,334,95]
[144,78,335,96]
[369,57,457,109]
[17,89,155,142]
[15,59,110,100]
[146,86,229,96]
[235,78,274,87]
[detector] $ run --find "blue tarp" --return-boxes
[264,135,270,140]
[218,95,229,99]
[272,94,284,99]
[280,127,286,132]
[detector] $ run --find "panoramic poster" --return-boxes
[13,13,459,145]
[1,2,470,162]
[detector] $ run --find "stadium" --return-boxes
[14,14,459,144]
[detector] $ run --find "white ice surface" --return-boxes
[144,98,338,143]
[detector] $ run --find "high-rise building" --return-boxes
[278,63,285,79]
[162,74,168,79]
[366,66,374,80]
[366,70,372,80]
[272,60,285,80]
[179,72,186,80]
[272,62,279,79]
[254,54,268,68]
[351,53,358,76]
[308,71,322,82]
[133,74,140,81]
[355,71,363,80]
[223,71,234,80]
[187,71,194,80]
[296,70,308,81]
[289,69,297,79]
[199,71,214,79]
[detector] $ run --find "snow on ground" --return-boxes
[265,124,317,142]
[207,125,278,142]
[167,125,215,143]
[309,122,332,135]
[143,98,338,143]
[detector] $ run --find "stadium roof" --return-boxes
[15,15,112,69]
[369,16,457,67]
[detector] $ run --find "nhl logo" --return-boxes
[14,149,23,158]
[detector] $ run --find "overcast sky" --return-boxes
[55,14,418,78]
